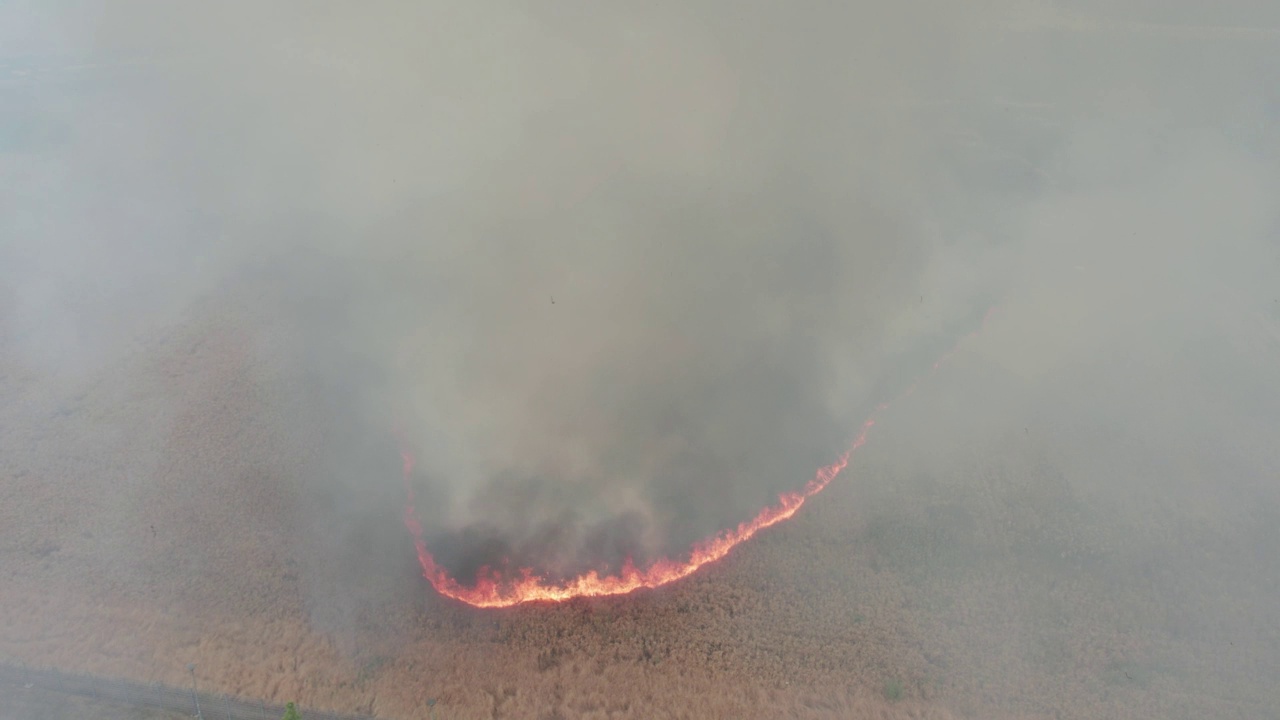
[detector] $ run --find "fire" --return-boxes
[401,307,998,608]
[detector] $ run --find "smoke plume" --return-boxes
[2,0,1012,583]
[4,8,1279,702]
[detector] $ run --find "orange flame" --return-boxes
[401,307,998,608]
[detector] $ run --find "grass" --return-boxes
[883,678,904,702]
[356,656,391,684]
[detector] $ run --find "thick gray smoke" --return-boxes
[2,1,1010,581]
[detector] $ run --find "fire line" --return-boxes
[401,307,998,608]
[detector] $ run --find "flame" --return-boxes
[401,307,998,608]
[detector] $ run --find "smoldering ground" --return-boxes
[3,4,1280,714]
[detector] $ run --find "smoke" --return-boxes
[2,0,1011,582]
[4,0,1280,710]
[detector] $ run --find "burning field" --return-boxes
[4,2,1280,719]
[400,310,995,610]
[4,268,1279,719]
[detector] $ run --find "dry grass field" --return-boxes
[4,277,1279,720]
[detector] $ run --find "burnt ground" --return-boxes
[2,285,1279,720]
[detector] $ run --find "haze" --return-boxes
[2,1,1278,718]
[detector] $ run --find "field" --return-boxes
[5,1,1280,717]
[3,276,1278,720]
